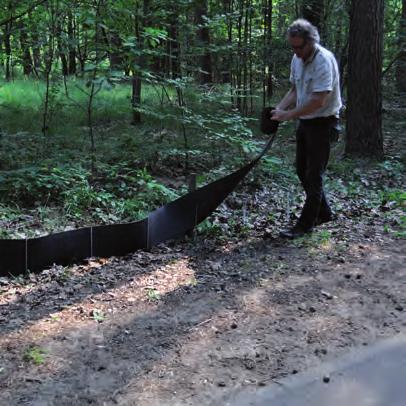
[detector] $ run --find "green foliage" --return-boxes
[197,218,223,237]
[92,309,105,322]
[381,189,406,208]
[0,165,89,206]
[293,230,332,250]
[0,0,402,238]
[147,288,161,301]
[0,158,179,237]
[23,346,47,365]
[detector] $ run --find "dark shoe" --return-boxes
[315,214,333,226]
[279,225,312,239]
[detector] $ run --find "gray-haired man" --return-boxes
[271,19,342,239]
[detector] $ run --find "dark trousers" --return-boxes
[295,117,334,229]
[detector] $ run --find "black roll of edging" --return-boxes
[260,107,279,135]
[0,115,278,277]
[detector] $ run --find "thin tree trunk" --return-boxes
[249,0,253,113]
[242,0,249,114]
[42,0,57,142]
[236,1,243,110]
[168,13,181,79]
[18,20,33,75]
[225,0,235,106]
[56,19,69,76]
[67,10,77,75]
[132,0,149,124]
[4,23,12,80]
[396,0,406,94]
[195,0,212,85]
[30,12,42,73]
[77,20,88,75]
[109,31,124,71]
[223,0,232,83]
[263,0,273,103]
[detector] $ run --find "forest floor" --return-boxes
[0,109,405,405]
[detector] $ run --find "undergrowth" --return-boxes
[0,78,404,239]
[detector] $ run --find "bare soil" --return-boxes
[1,211,405,405]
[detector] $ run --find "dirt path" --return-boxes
[1,211,405,405]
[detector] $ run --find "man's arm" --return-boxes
[272,91,329,121]
[276,86,297,110]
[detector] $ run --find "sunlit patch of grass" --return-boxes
[0,78,163,136]
[23,346,47,365]
[294,230,333,253]
[146,288,161,301]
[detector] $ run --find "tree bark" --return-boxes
[301,0,324,36]
[3,1,14,80]
[396,0,406,94]
[67,10,77,75]
[263,0,273,102]
[132,0,149,124]
[194,0,212,84]
[4,23,12,80]
[56,19,69,76]
[345,0,384,158]
[109,30,124,71]
[29,10,42,73]
[168,11,181,79]
[17,20,33,75]
[222,0,233,84]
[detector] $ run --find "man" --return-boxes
[271,18,342,239]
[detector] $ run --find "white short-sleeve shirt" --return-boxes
[290,44,342,119]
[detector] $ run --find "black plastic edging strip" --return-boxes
[25,239,28,274]
[0,129,278,277]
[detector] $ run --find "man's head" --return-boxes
[287,19,320,60]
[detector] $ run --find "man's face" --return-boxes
[289,35,312,60]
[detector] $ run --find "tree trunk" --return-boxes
[30,12,42,73]
[109,31,124,71]
[222,0,233,84]
[18,20,33,75]
[67,11,77,75]
[77,19,88,75]
[263,0,273,102]
[396,0,406,94]
[194,0,212,84]
[132,0,149,124]
[236,1,243,111]
[242,0,249,114]
[56,20,69,76]
[301,0,324,36]
[345,0,384,158]
[4,24,12,81]
[168,11,181,79]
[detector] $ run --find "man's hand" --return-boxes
[271,108,294,122]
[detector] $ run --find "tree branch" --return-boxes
[0,0,48,27]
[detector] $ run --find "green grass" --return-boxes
[0,78,268,237]
[0,77,403,240]
[23,346,47,365]
[0,78,156,134]
[147,288,161,301]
